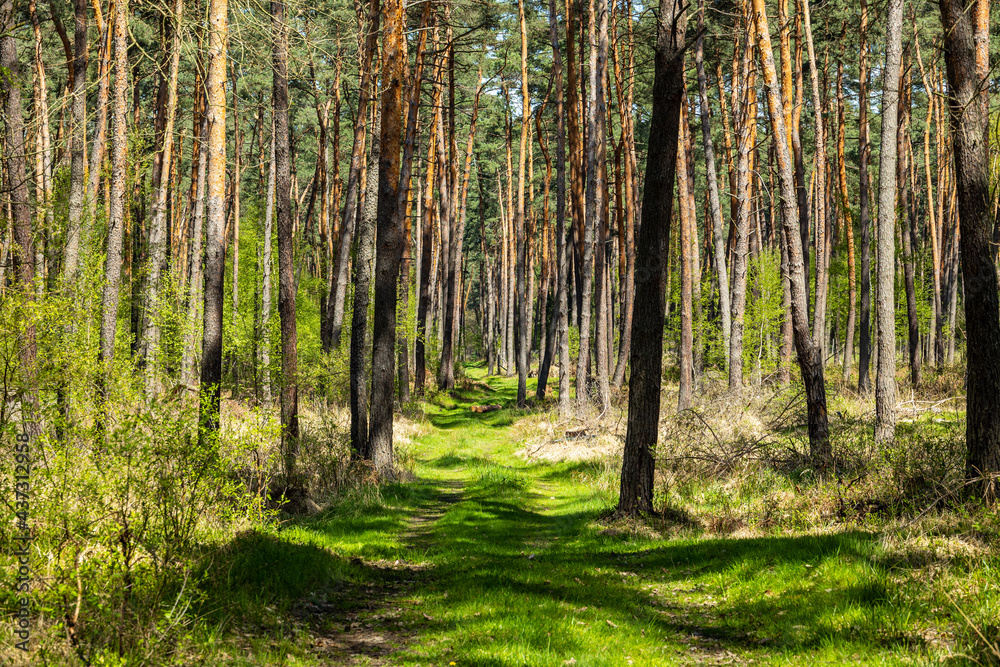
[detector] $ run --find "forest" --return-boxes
[1,0,999,662]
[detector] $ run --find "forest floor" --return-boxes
[187,368,998,667]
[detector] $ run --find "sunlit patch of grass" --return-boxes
[141,365,1000,667]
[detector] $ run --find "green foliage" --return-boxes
[743,248,786,381]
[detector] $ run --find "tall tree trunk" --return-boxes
[415,70,438,394]
[729,26,755,392]
[800,0,828,354]
[750,0,830,462]
[618,0,686,516]
[451,81,481,373]
[64,0,88,282]
[143,0,183,392]
[695,0,729,372]
[182,118,208,388]
[590,0,611,412]
[99,0,129,376]
[272,0,298,477]
[367,0,404,477]
[29,0,52,284]
[515,0,531,407]
[438,51,458,391]
[857,0,873,392]
[898,68,920,389]
[940,0,999,494]
[323,0,380,351]
[2,0,41,436]
[200,0,228,446]
[538,0,571,415]
[873,0,904,446]
[837,47,857,382]
[87,8,112,225]
[914,27,944,370]
[261,114,275,403]
[394,0,432,403]
[677,79,694,410]
[565,0,585,365]
[612,1,636,389]
[351,107,380,459]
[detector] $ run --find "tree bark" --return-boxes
[538,0,571,415]
[857,0,873,393]
[99,0,129,375]
[939,0,1000,494]
[200,0,228,446]
[729,29,755,392]
[367,0,404,477]
[324,0,380,351]
[589,0,611,413]
[415,67,438,394]
[800,0,828,353]
[695,0,729,372]
[874,0,904,447]
[677,78,694,411]
[261,114,275,403]
[272,0,298,476]
[2,0,41,436]
[617,0,686,516]
[63,0,88,282]
[750,0,830,462]
[351,106,380,459]
[87,8,111,225]
[898,69,920,389]
[515,0,532,407]
[143,0,184,392]
[182,118,208,388]
[837,47,857,383]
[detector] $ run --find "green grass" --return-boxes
[186,367,997,666]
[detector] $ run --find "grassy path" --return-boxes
[203,371,942,666]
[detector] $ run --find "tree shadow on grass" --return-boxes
[388,490,930,665]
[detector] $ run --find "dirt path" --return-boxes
[301,478,467,665]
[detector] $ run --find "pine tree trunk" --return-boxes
[182,118,208,389]
[515,0,531,407]
[677,79,694,410]
[611,2,636,389]
[64,0,88,282]
[800,0,828,354]
[729,30,755,392]
[323,0,379,351]
[351,106,380,459]
[99,0,129,375]
[200,0,228,446]
[695,0,729,372]
[367,0,404,477]
[898,74,921,389]
[272,0,299,477]
[415,80,437,393]
[590,0,610,412]
[2,0,41,436]
[261,115,275,404]
[538,0,571,414]
[837,49,857,383]
[394,1,432,403]
[750,0,830,462]
[618,0,686,516]
[857,0,873,392]
[87,13,112,225]
[435,63,455,391]
[874,0,904,446]
[940,0,999,493]
[143,0,183,392]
